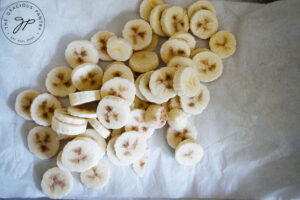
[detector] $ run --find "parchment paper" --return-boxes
[0,0,300,199]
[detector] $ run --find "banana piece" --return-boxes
[97,96,130,129]
[27,126,59,159]
[107,37,133,61]
[90,30,116,61]
[192,51,223,82]
[80,129,106,159]
[15,89,40,120]
[190,10,218,39]
[167,56,196,68]
[41,167,73,199]
[54,108,87,125]
[209,30,236,58]
[129,51,159,73]
[175,139,204,166]
[150,4,171,36]
[69,90,101,106]
[161,6,189,36]
[180,83,210,115]
[111,128,125,138]
[71,63,103,91]
[45,67,76,97]
[101,77,136,105]
[190,48,210,58]
[145,104,167,129]
[140,0,163,21]
[102,62,134,84]
[166,121,196,148]
[122,19,152,51]
[164,96,181,112]
[135,75,147,101]
[132,148,149,177]
[65,40,99,68]
[51,116,87,135]
[160,39,190,63]
[133,97,150,110]
[67,102,99,118]
[107,136,132,166]
[167,108,189,130]
[80,161,110,189]
[30,93,62,126]
[187,0,216,19]
[57,151,68,171]
[144,33,159,51]
[170,32,196,50]
[88,118,111,139]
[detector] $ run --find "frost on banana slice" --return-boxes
[103,62,134,84]
[167,108,189,130]
[129,51,159,73]
[46,67,76,97]
[107,37,133,61]
[209,30,236,58]
[140,0,163,21]
[145,104,167,129]
[27,126,59,159]
[150,4,171,36]
[71,63,103,91]
[166,121,196,148]
[88,118,111,139]
[132,148,149,177]
[167,56,196,69]
[69,90,101,106]
[190,48,210,58]
[54,108,87,125]
[187,0,216,19]
[122,19,152,51]
[175,139,204,166]
[107,136,132,166]
[41,167,73,199]
[180,83,210,115]
[90,30,116,61]
[30,93,62,126]
[192,51,223,82]
[160,39,190,63]
[144,33,159,51]
[190,10,218,39]
[135,75,147,101]
[67,101,99,118]
[52,116,87,135]
[170,32,196,50]
[65,40,99,68]
[15,89,40,120]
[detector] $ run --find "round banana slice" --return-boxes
[166,121,196,148]
[107,136,132,166]
[180,83,210,115]
[51,116,87,135]
[140,0,163,21]
[187,0,216,19]
[145,104,167,129]
[144,33,159,51]
[129,51,159,73]
[54,108,87,125]
[27,126,59,159]
[161,6,189,36]
[103,62,134,84]
[67,102,98,119]
[71,63,103,91]
[167,56,196,68]
[107,37,133,61]
[65,40,99,68]
[192,51,223,82]
[160,39,190,63]
[209,30,236,58]
[170,32,196,50]
[69,90,101,106]
[132,148,149,177]
[175,139,204,166]
[88,118,111,139]
[30,93,62,126]
[190,10,218,39]
[133,97,150,110]
[167,108,189,130]
[135,75,147,101]
[165,96,181,112]
[190,48,210,58]
[15,89,40,120]
[46,67,76,97]
[90,30,116,61]
[80,129,106,159]
[150,4,171,36]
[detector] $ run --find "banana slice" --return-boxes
[129,51,159,73]
[160,39,190,63]
[150,4,171,36]
[180,83,210,115]
[30,93,62,126]
[90,30,116,61]
[67,102,98,118]
[46,67,76,97]
[101,77,136,105]
[27,126,59,159]
[111,128,125,138]
[88,118,111,139]
[209,30,236,58]
[187,0,216,19]
[15,89,40,120]
[69,90,101,106]
[140,0,163,21]
[65,40,99,68]
[97,96,130,129]
[125,109,154,139]
[80,129,106,159]
[145,104,167,129]
[164,96,181,112]
[190,48,210,58]
[173,66,201,97]
[107,37,133,61]
[122,19,152,51]
[114,131,147,163]
[170,32,196,50]
[57,151,68,171]
[161,6,189,36]
[175,139,204,166]
[192,51,223,82]
[149,66,177,99]
[54,108,86,125]
[41,167,73,199]
[107,136,132,166]
[144,33,159,51]
[71,63,103,91]
[135,75,147,101]
[132,148,149,177]
[133,97,150,110]
[167,56,196,68]
[167,108,189,130]
[102,62,134,84]
[190,10,218,39]
[166,121,196,148]
[51,116,87,135]
[80,161,110,189]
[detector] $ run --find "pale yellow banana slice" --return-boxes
[166,121,196,148]
[129,51,159,73]
[160,39,190,63]
[15,89,40,120]
[144,33,159,51]
[167,56,196,69]
[145,104,167,129]
[107,37,133,61]
[175,139,204,166]
[107,136,132,166]
[190,48,210,58]
[51,116,87,135]
[69,90,101,106]
[209,30,236,58]
[190,10,218,39]
[187,0,216,19]
[140,0,163,21]
[88,118,111,139]
[170,32,196,50]
[133,97,150,110]
[79,129,106,159]
[102,62,134,84]
[150,4,171,36]
[90,30,116,61]
[54,108,87,125]
[67,102,99,118]
[132,148,149,177]
[135,75,147,101]
[167,108,189,130]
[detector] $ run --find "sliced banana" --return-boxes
[107,136,132,166]
[90,30,116,61]
[161,6,189,36]
[57,151,68,171]
[102,62,134,84]
[71,63,103,91]
[107,37,133,61]
[41,167,73,199]
[132,148,149,177]
[190,10,218,39]
[209,30,236,58]
[170,32,196,50]
[175,139,204,166]
[133,97,150,110]
[165,96,181,112]
[69,90,101,106]
[67,102,98,118]
[135,75,147,101]
[46,67,76,97]
[65,40,99,68]
[150,4,171,36]
[180,83,210,115]
[167,56,196,69]
[30,93,62,126]
[129,51,159,73]
[27,126,59,159]
[190,48,210,58]
[140,0,163,21]
[187,0,216,19]
[192,51,223,82]
[160,39,190,63]
[144,33,159,51]
[167,108,189,130]
[15,89,40,120]
[54,108,87,125]
[166,121,196,148]
[145,104,167,129]
[88,118,111,139]
[51,116,87,135]
[80,129,106,159]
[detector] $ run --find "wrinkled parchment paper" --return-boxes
[0,0,300,199]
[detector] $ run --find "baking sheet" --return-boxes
[0,0,300,199]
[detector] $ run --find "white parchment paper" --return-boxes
[0,0,300,199]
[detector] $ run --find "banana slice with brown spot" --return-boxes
[160,39,191,63]
[209,30,237,58]
[90,30,116,61]
[190,10,218,39]
[150,4,171,36]
[15,89,40,120]
[187,0,216,19]
[140,0,164,21]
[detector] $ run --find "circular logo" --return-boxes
[1,1,45,45]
